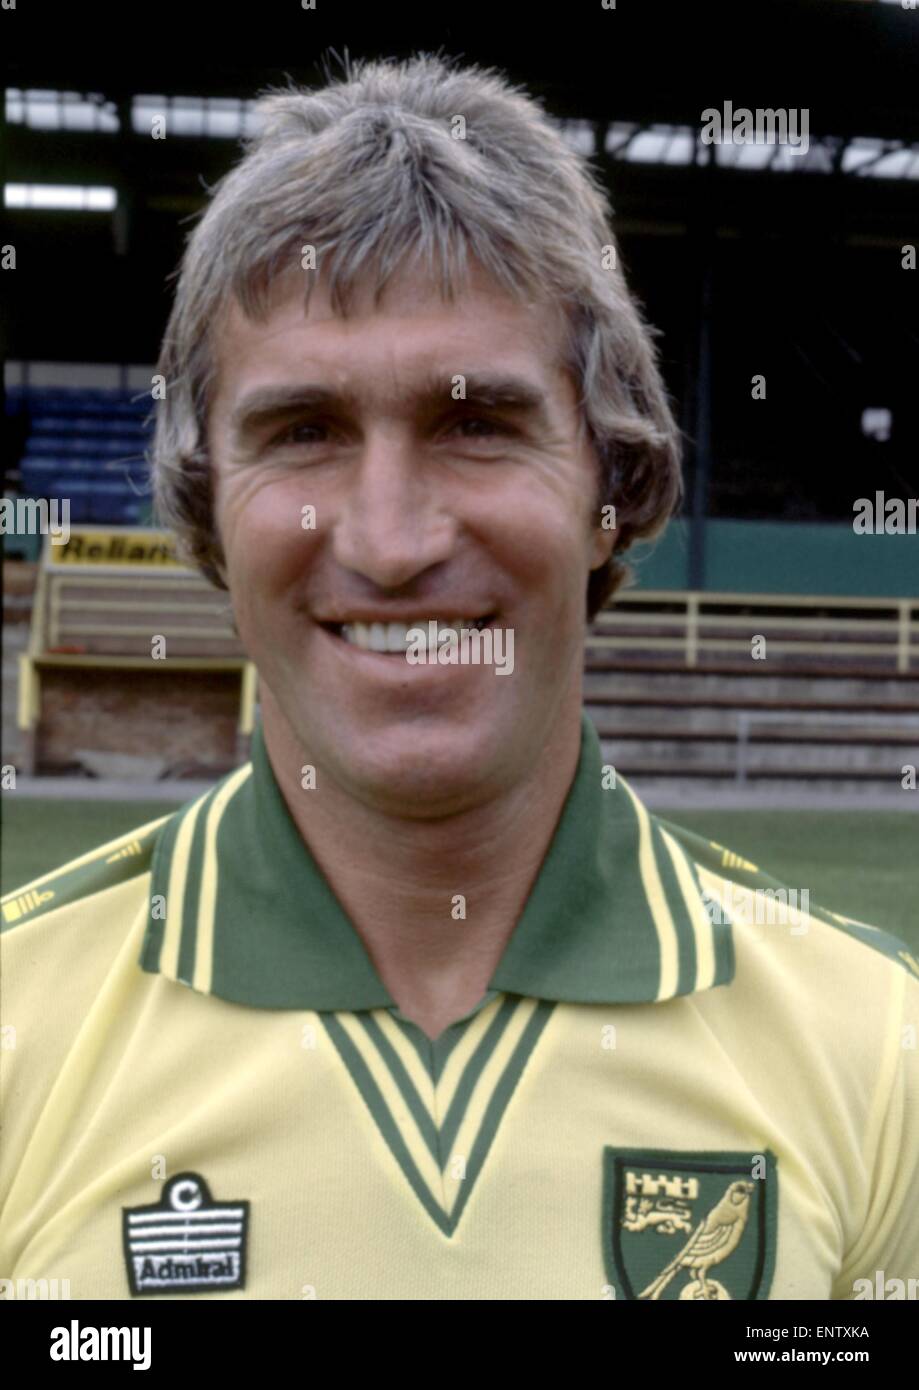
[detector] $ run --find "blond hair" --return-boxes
[151,52,682,618]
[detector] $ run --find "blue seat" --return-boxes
[56,479,95,522]
[19,459,63,492]
[13,389,155,495]
[20,458,61,486]
[32,418,151,440]
[90,480,145,523]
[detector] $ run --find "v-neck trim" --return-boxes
[386,989,501,1081]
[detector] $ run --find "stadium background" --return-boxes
[2,1,917,951]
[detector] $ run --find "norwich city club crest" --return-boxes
[603,1148,778,1300]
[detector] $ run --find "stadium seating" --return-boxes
[585,590,919,790]
[6,386,153,532]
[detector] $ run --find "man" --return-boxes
[1,54,917,1302]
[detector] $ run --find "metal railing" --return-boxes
[734,709,919,784]
[590,590,919,673]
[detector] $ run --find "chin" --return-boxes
[335,723,507,812]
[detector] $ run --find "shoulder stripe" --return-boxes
[823,909,919,978]
[1,813,168,933]
[667,816,919,981]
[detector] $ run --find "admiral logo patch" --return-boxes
[603,1148,778,1300]
[123,1173,249,1296]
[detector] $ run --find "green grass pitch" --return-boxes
[1,800,916,956]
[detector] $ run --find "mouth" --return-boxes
[319,614,498,655]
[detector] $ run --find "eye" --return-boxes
[451,416,511,439]
[271,420,329,447]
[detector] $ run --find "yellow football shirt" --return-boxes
[2,714,917,1300]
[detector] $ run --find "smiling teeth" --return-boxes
[340,618,488,653]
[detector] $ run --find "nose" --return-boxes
[331,433,457,588]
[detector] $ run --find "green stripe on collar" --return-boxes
[490,715,733,1003]
[141,713,735,1009]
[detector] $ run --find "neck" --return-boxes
[260,694,584,1039]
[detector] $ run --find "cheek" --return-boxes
[219,475,316,594]
[488,488,591,602]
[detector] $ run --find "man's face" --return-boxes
[208,262,614,815]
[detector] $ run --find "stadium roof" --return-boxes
[7,0,919,142]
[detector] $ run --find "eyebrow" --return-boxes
[227,371,550,442]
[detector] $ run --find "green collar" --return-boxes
[141,713,734,1010]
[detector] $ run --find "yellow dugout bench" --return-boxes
[18,527,257,778]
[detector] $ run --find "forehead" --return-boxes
[208,262,572,417]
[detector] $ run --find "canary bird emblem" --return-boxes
[603,1149,778,1301]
